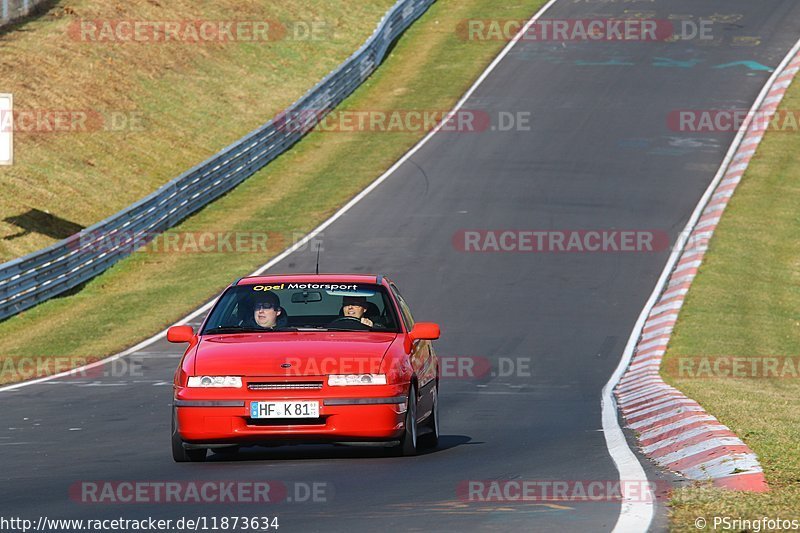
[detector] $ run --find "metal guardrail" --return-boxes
[1,0,47,27]
[0,0,436,321]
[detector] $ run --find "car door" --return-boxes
[389,283,437,416]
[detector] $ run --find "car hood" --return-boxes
[193,331,399,376]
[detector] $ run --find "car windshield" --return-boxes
[201,282,402,334]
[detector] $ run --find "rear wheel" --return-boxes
[419,382,439,449]
[171,407,207,463]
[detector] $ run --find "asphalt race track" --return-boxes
[3,1,800,532]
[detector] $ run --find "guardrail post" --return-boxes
[0,0,437,321]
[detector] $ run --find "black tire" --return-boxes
[394,383,419,456]
[419,382,439,449]
[171,407,207,463]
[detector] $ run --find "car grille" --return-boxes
[247,382,324,391]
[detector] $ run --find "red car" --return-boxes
[168,274,441,462]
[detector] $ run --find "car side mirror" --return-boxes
[409,322,440,342]
[167,325,194,343]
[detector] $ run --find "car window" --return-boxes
[390,284,415,330]
[202,282,402,333]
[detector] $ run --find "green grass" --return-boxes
[662,76,800,530]
[0,0,396,260]
[0,0,549,382]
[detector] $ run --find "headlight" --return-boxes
[187,376,243,388]
[327,374,387,386]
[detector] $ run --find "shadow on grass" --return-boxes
[3,208,85,241]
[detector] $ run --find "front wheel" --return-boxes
[171,407,207,463]
[393,383,419,456]
[419,382,439,449]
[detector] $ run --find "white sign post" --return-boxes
[0,93,12,165]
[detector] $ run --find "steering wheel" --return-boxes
[327,316,371,330]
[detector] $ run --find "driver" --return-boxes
[341,295,376,327]
[248,290,283,329]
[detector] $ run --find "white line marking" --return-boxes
[607,36,800,505]
[3,6,798,533]
[0,0,549,393]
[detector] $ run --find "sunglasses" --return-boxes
[254,302,277,311]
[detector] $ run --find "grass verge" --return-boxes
[0,0,548,384]
[0,0,395,260]
[663,74,800,529]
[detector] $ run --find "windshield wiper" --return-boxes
[202,325,296,334]
[202,326,260,334]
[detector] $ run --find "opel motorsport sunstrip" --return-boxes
[168,274,440,462]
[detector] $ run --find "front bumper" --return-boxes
[174,383,408,444]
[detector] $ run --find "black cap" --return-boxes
[252,290,281,309]
[342,295,368,307]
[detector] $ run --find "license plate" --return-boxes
[250,401,319,419]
